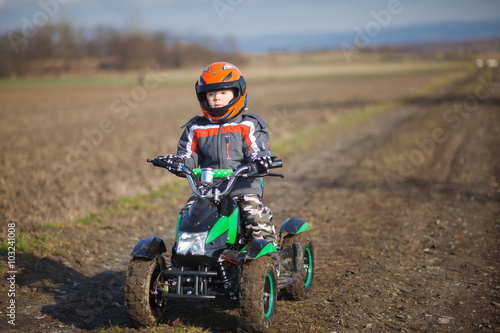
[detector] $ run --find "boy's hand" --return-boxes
[161,155,185,174]
[254,156,272,173]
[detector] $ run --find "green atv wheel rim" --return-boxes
[304,247,313,287]
[264,272,275,318]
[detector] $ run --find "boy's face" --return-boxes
[206,89,234,108]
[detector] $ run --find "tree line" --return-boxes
[0,22,246,78]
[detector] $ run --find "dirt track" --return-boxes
[1,67,499,332]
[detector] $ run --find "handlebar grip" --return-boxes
[192,168,233,179]
[147,158,170,169]
[270,158,283,169]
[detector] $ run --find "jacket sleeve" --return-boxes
[177,125,199,170]
[243,114,272,162]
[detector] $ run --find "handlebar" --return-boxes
[147,156,284,200]
[191,158,283,179]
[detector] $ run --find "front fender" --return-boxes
[130,236,167,260]
[279,217,309,235]
[238,239,278,261]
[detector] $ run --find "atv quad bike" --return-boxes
[124,156,314,332]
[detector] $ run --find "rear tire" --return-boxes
[124,256,166,327]
[281,232,314,300]
[239,256,278,332]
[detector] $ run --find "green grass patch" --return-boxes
[71,212,106,227]
[416,67,475,96]
[0,232,59,256]
[455,67,495,95]
[272,100,399,158]
[0,232,62,273]
[335,100,398,128]
[272,126,325,157]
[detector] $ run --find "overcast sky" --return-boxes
[1,0,499,38]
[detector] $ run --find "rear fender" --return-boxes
[130,236,167,260]
[279,217,308,235]
[238,239,278,260]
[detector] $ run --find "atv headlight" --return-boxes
[176,231,208,255]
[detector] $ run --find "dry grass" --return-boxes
[0,53,472,231]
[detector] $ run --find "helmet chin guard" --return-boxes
[195,62,247,123]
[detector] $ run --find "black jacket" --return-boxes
[177,112,272,197]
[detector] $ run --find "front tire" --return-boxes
[124,256,166,327]
[239,256,278,332]
[281,232,314,300]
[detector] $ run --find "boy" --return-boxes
[162,62,278,249]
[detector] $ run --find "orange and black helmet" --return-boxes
[195,62,247,123]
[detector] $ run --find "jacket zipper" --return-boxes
[225,136,231,159]
[218,124,224,168]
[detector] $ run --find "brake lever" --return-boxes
[241,163,284,178]
[267,173,285,178]
[245,171,285,178]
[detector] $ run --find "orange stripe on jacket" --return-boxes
[190,124,255,155]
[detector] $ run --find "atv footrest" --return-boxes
[164,270,218,277]
[164,267,220,300]
[163,293,216,300]
[278,273,299,289]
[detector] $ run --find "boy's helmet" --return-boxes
[195,62,247,123]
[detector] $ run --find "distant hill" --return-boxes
[236,19,500,53]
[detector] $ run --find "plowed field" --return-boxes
[1,56,498,332]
